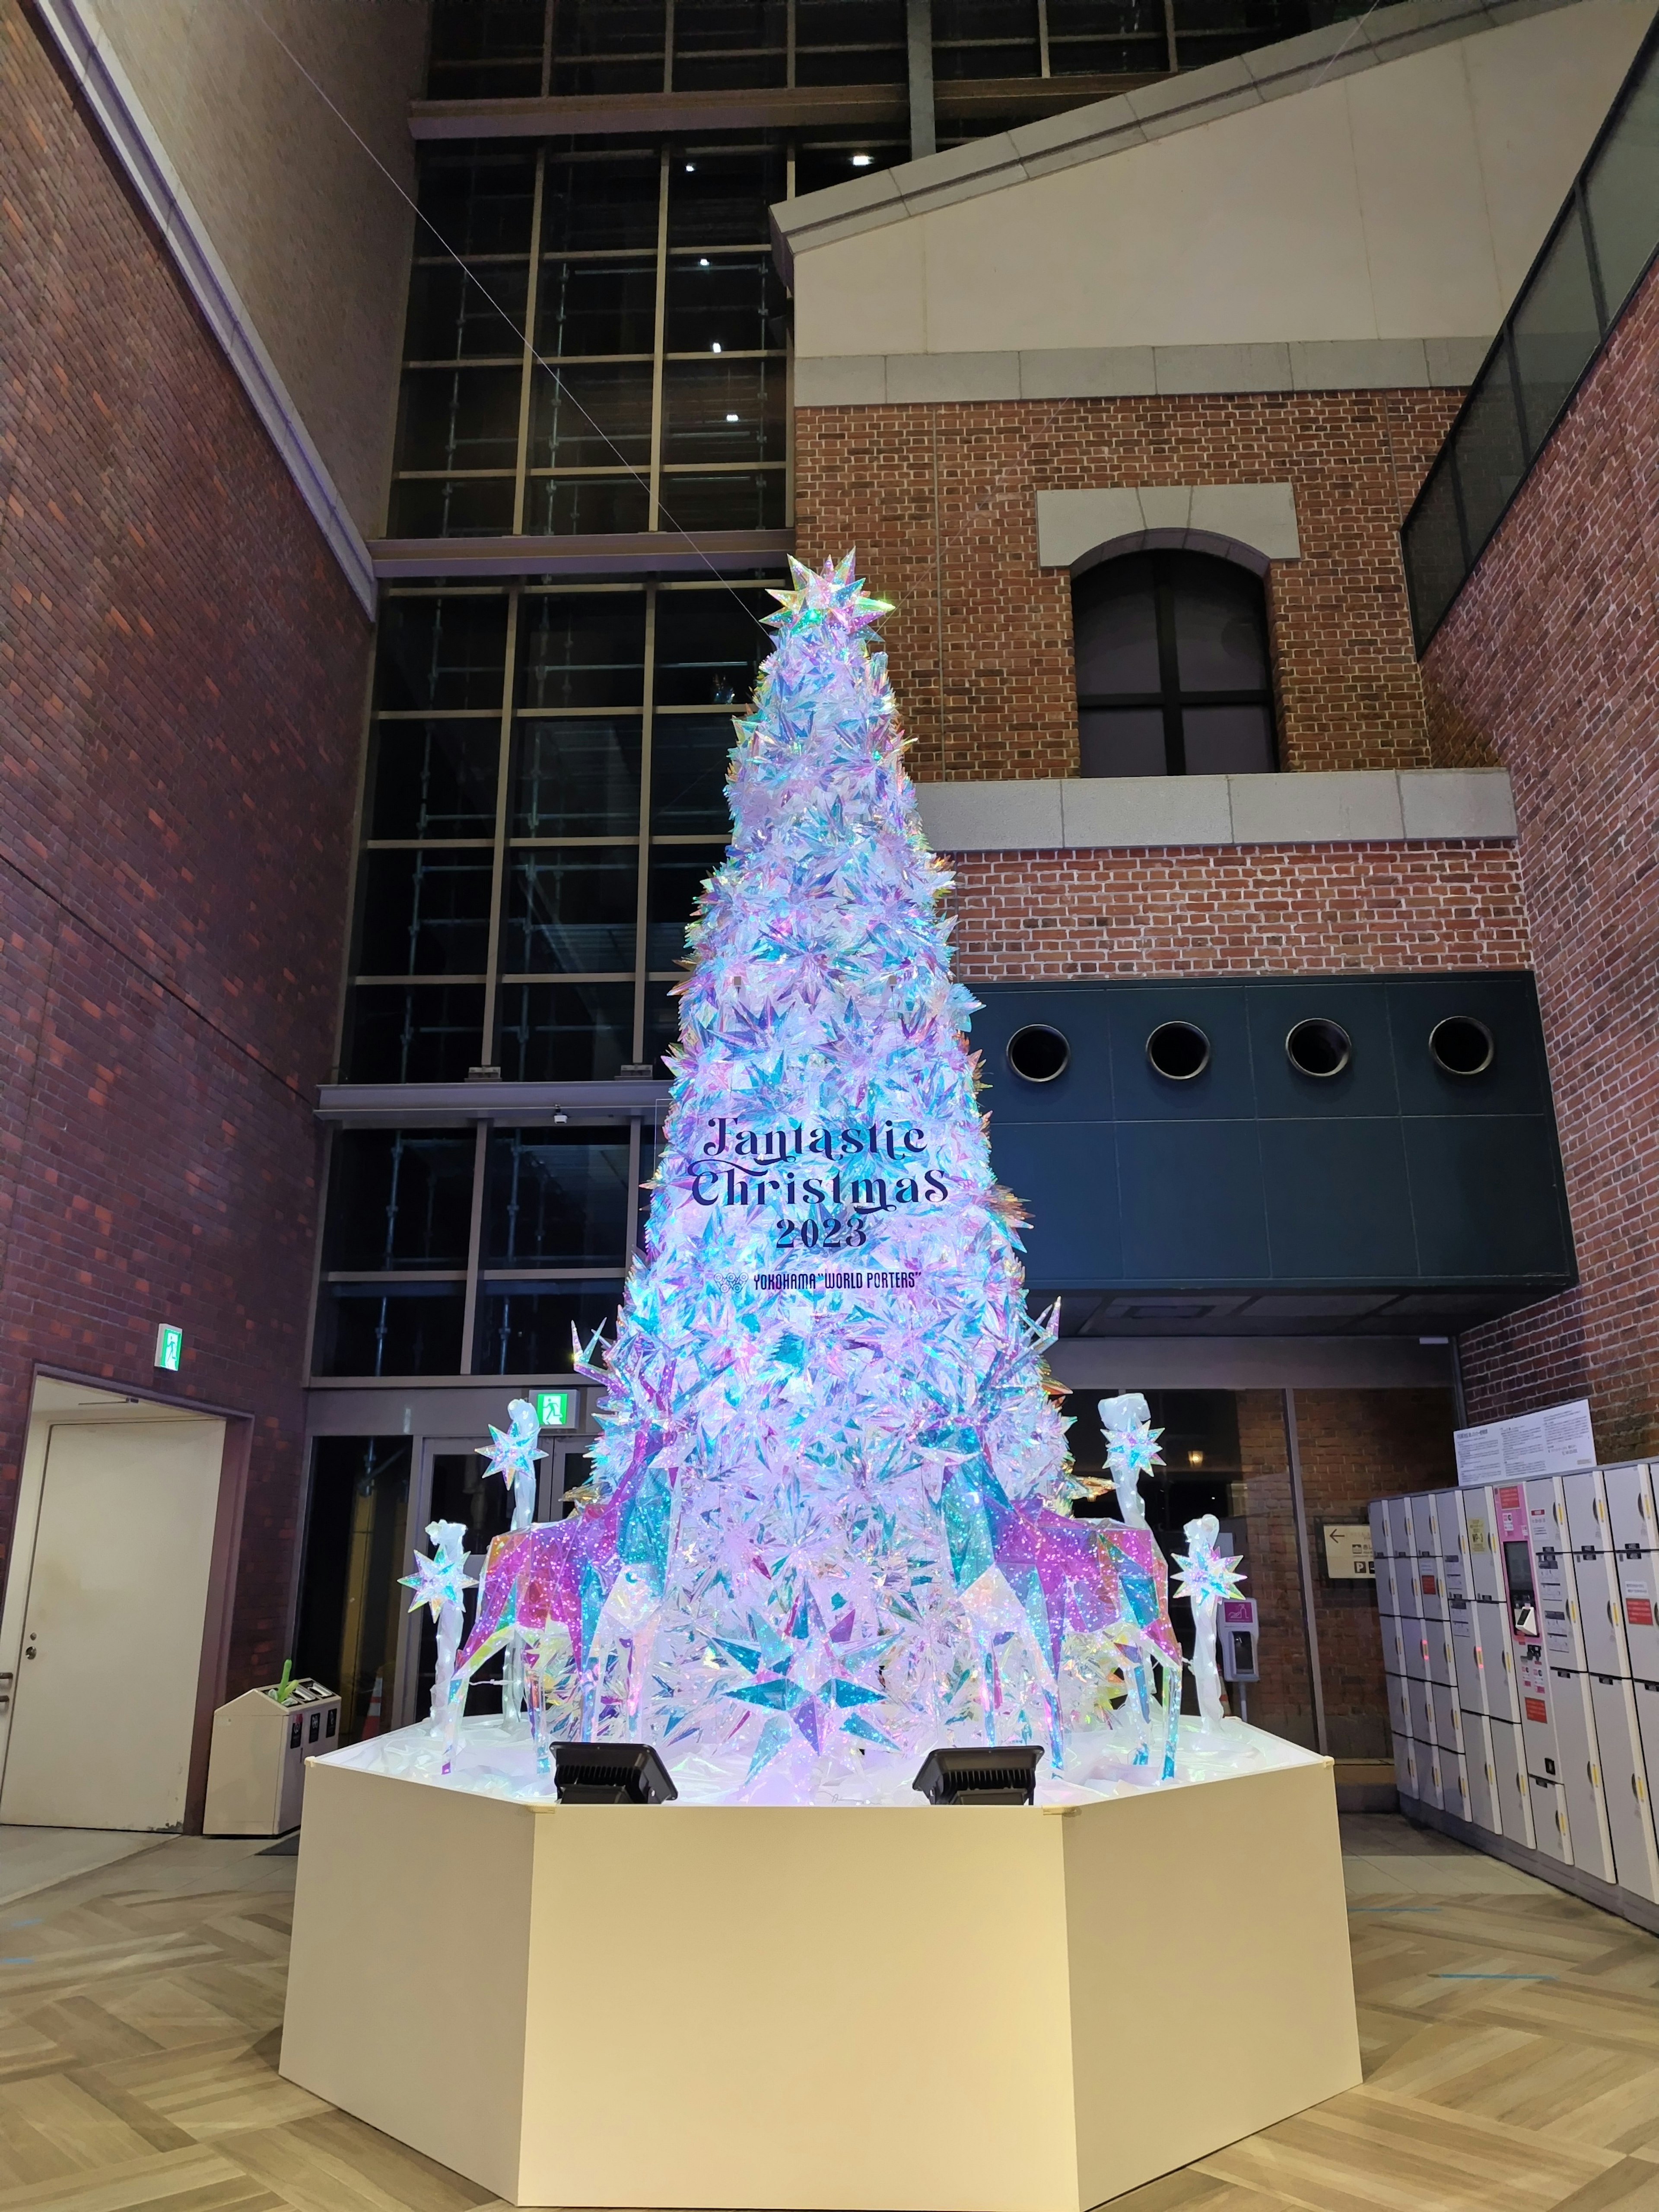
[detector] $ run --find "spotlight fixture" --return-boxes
[851,152,872,166]
[912,1746,1041,1805]
[685,162,696,172]
[712,340,722,353]
[552,1742,678,1804]
[553,1108,569,1125]
[1187,1449,1205,1468]
[725,412,739,421]
[698,256,710,266]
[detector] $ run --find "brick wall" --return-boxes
[942,840,1529,979]
[0,3,370,1687]
[1423,252,1659,1459]
[795,389,1461,783]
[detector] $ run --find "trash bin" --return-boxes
[203,1678,340,1837]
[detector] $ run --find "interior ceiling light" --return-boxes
[685,162,696,172]
[699,256,710,266]
[725,412,739,421]
[852,153,871,165]
[712,340,722,352]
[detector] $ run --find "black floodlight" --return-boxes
[553,1742,678,1804]
[912,1746,1042,1805]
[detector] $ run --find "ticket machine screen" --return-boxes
[1504,1539,1538,1639]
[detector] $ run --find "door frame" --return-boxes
[0,1366,252,1835]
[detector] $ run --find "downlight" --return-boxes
[1006,1024,1070,1083]
[1429,1015,1495,1076]
[1285,1018,1351,1079]
[1145,1021,1210,1081]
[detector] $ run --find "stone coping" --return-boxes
[914,768,1515,852]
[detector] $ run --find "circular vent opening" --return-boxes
[1146,1021,1211,1082]
[1007,1024,1070,1083]
[1286,1018,1351,1079]
[1430,1015,1495,1076]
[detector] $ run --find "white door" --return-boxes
[0,1418,222,1830]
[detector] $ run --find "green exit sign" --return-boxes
[154,1323,183,1372]
[535,1389,573,1428]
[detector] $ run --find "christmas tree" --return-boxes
[454,555,1181,1799]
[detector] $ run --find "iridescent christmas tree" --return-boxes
[454,554,1182,1798]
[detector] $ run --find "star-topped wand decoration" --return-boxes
[1173,1513,1246,1731]
[400,1519,476,1727]
[477,1397,547,1532]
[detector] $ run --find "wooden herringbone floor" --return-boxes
[0,1814,1652,2209]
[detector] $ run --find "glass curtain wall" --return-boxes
[345,574,778,1084]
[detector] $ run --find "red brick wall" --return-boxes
[942,840,1529,979]
[0,4,370,1688]
[796,389,1462,782]
[1423,253,1659,1460]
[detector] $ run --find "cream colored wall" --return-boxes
[792,0,1653,361]
[93,0,429,539]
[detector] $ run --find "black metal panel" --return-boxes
[1259,1119,1418,1281]
[1404,1118,1575,1280]
[1104,983,1252,1122]
[1247,979,1401,1120]
[970,985,1113,1121]
[1117,1122,1270,1282]
[992,1122,1122,1282]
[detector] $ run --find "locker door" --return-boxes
[1392,1731,1414,1801]
[1385,1672,1411,1737]
[1402,1621,1430,1683]
[1519,1646,1561,1783]
[1446,1752,1472,1824]
[1413,1496,1450,1622]
[1480,1604,1522,1723]
[1417,1749,1444,1812]
[1531,1778,1574,1866]
[1431,1680,1464,1755]
[1570,1544,1628,1676]
[1462,1488,1503,1605]
[1450,1595,1487,1714]
[1426,1617,1456,1690]
[1379,1613,1408,1675]
[1552,1668,1615,1884]
[1563,1468,1612,1555]
[1604,1463,1659,1554]
[1384,1496,1416,1571]
[1463,1711,1500,1834]
[1614,1553,1659,1678]
[1408,1674,1436,1745]
[1367,1499,1389,1568]
[1488,1716,1536,1849]
[1590,1674,1659,1903]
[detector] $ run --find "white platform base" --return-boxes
[280,1721,1359,2212]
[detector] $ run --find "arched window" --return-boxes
[1072,549,1276,777]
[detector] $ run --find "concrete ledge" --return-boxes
[1036,484,1301,571]
[773,0,1586,279]
[914,769,1516,852]
[793,338,1488,406]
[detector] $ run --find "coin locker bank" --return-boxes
[1373,1464,1659,1926]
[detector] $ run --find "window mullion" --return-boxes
[633,587,659,1066]
[458,1119,490,1374]
[512,149,548,536]
[1152,560,1185,776]
[480,587,521,1068]
[648,149,670,531]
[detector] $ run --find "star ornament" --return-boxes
[1107,1419,1163,1482]
[477,1399,547,1487]
[1172,1539,1246,1612]
[400,1547,476,1620]
[766,552,892,637]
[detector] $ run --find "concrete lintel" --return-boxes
[1035,484,1300,572]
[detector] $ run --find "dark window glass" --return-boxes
[377,596,507,712]
[1047,0,1164,67]
[536,258,658,357]
[1451,359,1526,555]
[648,844,724,969]
[1173,0,1318,69]
[513,717,642,836]
[531,360,655,467]
[314,1283,467,1379]
[651,713,738,832]
[357,850,494,976]
[796,0,906,81]
[654,588,770,703]
[658,468,786,530]
[498,983,636,1079]
[1511,212,1602,455]
[416,149,537,258]
[1073,556,1160,694]
[1401,458,1467,650]
[345,984,485,1083]
[554,0,666,54]
[643,980,683,1072]
[324,1130,476,1271]
[404,263,528,362]
[293,1439,411,1745]
[397,365,524,473]
[1073,550,1275,776]
[667,146,784,246]
[426,0,545,96]
[518,594,647,707]
[1586,71,1659,317]
[934,1,1040,77]
[485,1128,632,1265]
[676,47,787,89]
[674,1,787,54]
[368,721,500,840]
[524,476,652,536]
[664,254,787,354]
[542,153,662,252]
[794,140,908,194]
[503,850,639,973]
[388,477,516,540]
[662,357,785,464]
[1079,708,1165,778]
[474,1282,626,1373]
